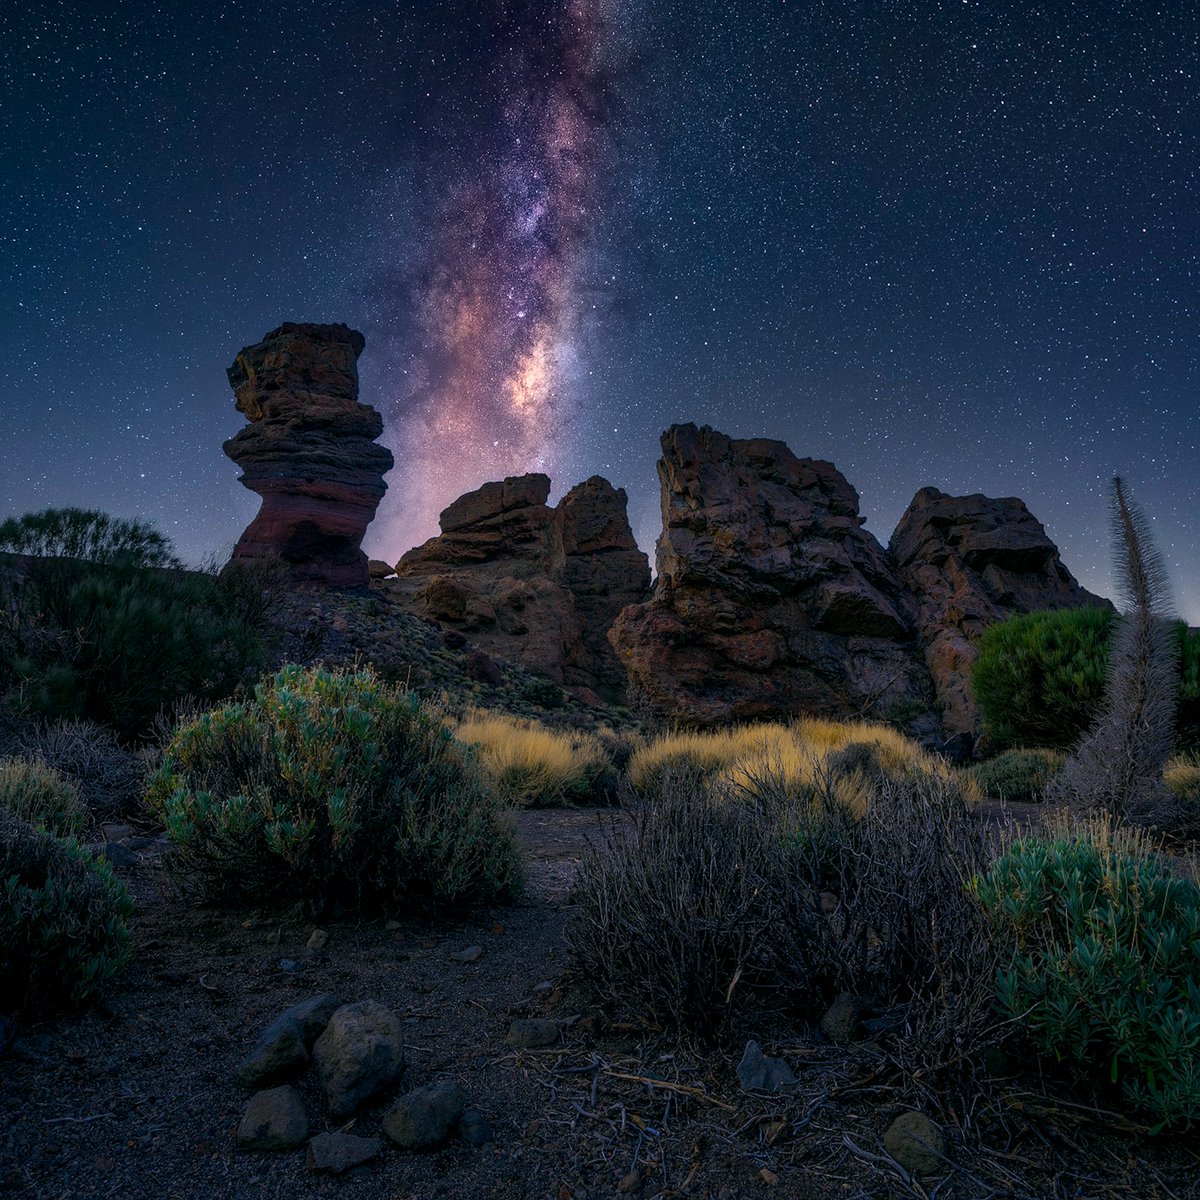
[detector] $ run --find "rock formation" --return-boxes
[609,424,933,727]
[224,323,393,587]
[386,474,650,702]
[610,423,1106,735]
[890,487,1110,735]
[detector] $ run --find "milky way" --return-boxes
[375,0,620,555]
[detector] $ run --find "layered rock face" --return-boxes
[386,474,650,701]
[610,424,1105,734]
[609,424,932,726]
[890,487,1110,735]
[224,323,393,587]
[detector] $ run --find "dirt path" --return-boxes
[2,807,1193,1200]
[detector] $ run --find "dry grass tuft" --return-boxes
[628,717,976,814]
[455,710,613,807]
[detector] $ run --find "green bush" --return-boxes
[0,758,88,837]
[976,824,1200,1128]
[0,512,279,739]
[147,664,521,912]
[969,747,1065,802]
[0,812,133,1012]
[972,608,1113,751]
[0,507,178,568]
[972,609,1199,752]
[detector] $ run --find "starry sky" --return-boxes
[3,1,1198,618]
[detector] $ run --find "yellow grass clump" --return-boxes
[454,710,611,808]
[1165,751,1200,803]
[629,717,978,814]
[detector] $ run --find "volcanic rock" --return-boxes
[890,487,1110,735]
[312,1000,405,1118]
[609,424,931,726]
[223,322,394,587]
[382,1078,469,1150]
[237,1086,308,1151]
[387,473,649,701]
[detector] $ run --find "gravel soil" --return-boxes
[2,808,1197,1200]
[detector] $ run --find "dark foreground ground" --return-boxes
[2,808,1197,1200]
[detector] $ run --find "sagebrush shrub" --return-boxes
[567,767,807,1034]
[569,763,998,1064]
[8,719,144,819]
[147,664,521,911]
[976,821,1200,1128]
[0,812,133,1012]
[969,747,1065,802]
[0,757,88,837]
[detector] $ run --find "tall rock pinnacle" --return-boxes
[223,322,393,587]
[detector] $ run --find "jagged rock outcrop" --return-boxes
[891,487,1110,735]
[386,474,650,701]
[609,424,933,727]
[610,423,1107,734]
[224,323,393,587]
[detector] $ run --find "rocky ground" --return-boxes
[3,809,1198,1200]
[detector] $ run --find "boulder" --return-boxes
[312,1000,404,1118]
[387,473,649,700]
[883,1110,948,1177]
[610,424,931,726]
[306,1131,383,1174]
[818,993,861,1044]
[890,488,1110,735]
[237,993,341,1088]
[383,1078,468,1150]
[224,323,394,587]
[237,1086,308,1151]
[736,1040,797,1093]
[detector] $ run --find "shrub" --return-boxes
[976,819,1200,1128]
[569,763,997,1060]
[0,812,133,1012]
[972,608,1114,751]
[0,527,278,739]
[972,609,1199,753]
[969,748,1065,802]
[517,676,565,709]
[0,758,88,837]
[0,507,178,569]
[7,720,144,819]
[147,664,521,911]
[567,767,807,1034]
[454,710,613,806]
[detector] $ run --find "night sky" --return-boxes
[3,1,1198,618]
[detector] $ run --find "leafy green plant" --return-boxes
[976,822,1200,1127]
[0,758,88,837]
[0,507,179,568]
[969,747,1065,802]
[0,515,279,739]
[972,608,1114,751]
[0,812,133,1013]
[972,609,1199,753]
[147,664,521,912]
